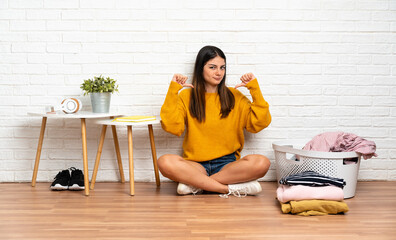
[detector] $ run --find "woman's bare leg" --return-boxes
[157,154,229,193]
[210,154,270,184]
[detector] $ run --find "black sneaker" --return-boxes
[50,169,70,190]
[68,167,85,191]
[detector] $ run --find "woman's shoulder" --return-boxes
[228,86,250,108]
[228,86,245,99]
[179,88,192,99]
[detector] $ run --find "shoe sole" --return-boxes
[177,184,189,195]
[68,184,85,191]
[253,182,263,195]
[177,183,203,195]
[248,181,262,195]
[50,184,68,190]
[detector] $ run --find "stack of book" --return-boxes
[112,116,156,123]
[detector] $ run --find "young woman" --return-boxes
[159,46,271,197]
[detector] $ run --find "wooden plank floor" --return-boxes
[0,181,395,240]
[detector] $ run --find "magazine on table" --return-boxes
[112,116,156,123]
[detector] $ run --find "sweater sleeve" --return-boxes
[243,78,271,133]
[160,81,186,137]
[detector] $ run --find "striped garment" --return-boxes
[279,171,346,188]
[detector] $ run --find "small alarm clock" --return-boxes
[61,98,82,114]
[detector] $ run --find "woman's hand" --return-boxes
[235,73,256,89]
[172,74,194,88]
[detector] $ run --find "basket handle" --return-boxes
[272,142,361,159]
[274,144,310,156]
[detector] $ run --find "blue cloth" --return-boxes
[198,152,236,176]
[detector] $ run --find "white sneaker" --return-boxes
[177,183,203,195]
[220,180,262,198]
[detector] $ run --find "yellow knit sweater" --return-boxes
[160,78,271,162]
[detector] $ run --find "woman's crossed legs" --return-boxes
[157,154,271,194]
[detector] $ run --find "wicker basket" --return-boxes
[272,140,361,199]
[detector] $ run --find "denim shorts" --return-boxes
[198,152,236,176]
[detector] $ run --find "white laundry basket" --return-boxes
[272,140,361,199]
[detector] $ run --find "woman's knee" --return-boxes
[245,154,271,178]
[157,154,173,171]
[157,154,180,177]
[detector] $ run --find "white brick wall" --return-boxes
[1,0,395,182]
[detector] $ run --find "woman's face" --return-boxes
[202,55,226,91]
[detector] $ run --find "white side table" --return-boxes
[28,111,122,196]
[90,119,161,196]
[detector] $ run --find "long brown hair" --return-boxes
[189,46,235,122]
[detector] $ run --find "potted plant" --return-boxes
[80,75,119,113]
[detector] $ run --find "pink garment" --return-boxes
[276,185,344,203]
[303,132,377,160]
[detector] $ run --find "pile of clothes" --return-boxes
[277,171,349,216]
[303,131,377,160]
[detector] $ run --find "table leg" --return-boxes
[127,126,134,196]
[90,125,107,190]
[32,117,47,187]
[148,124,160,187]
[111,125,125,183]
[81,118,90,196]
